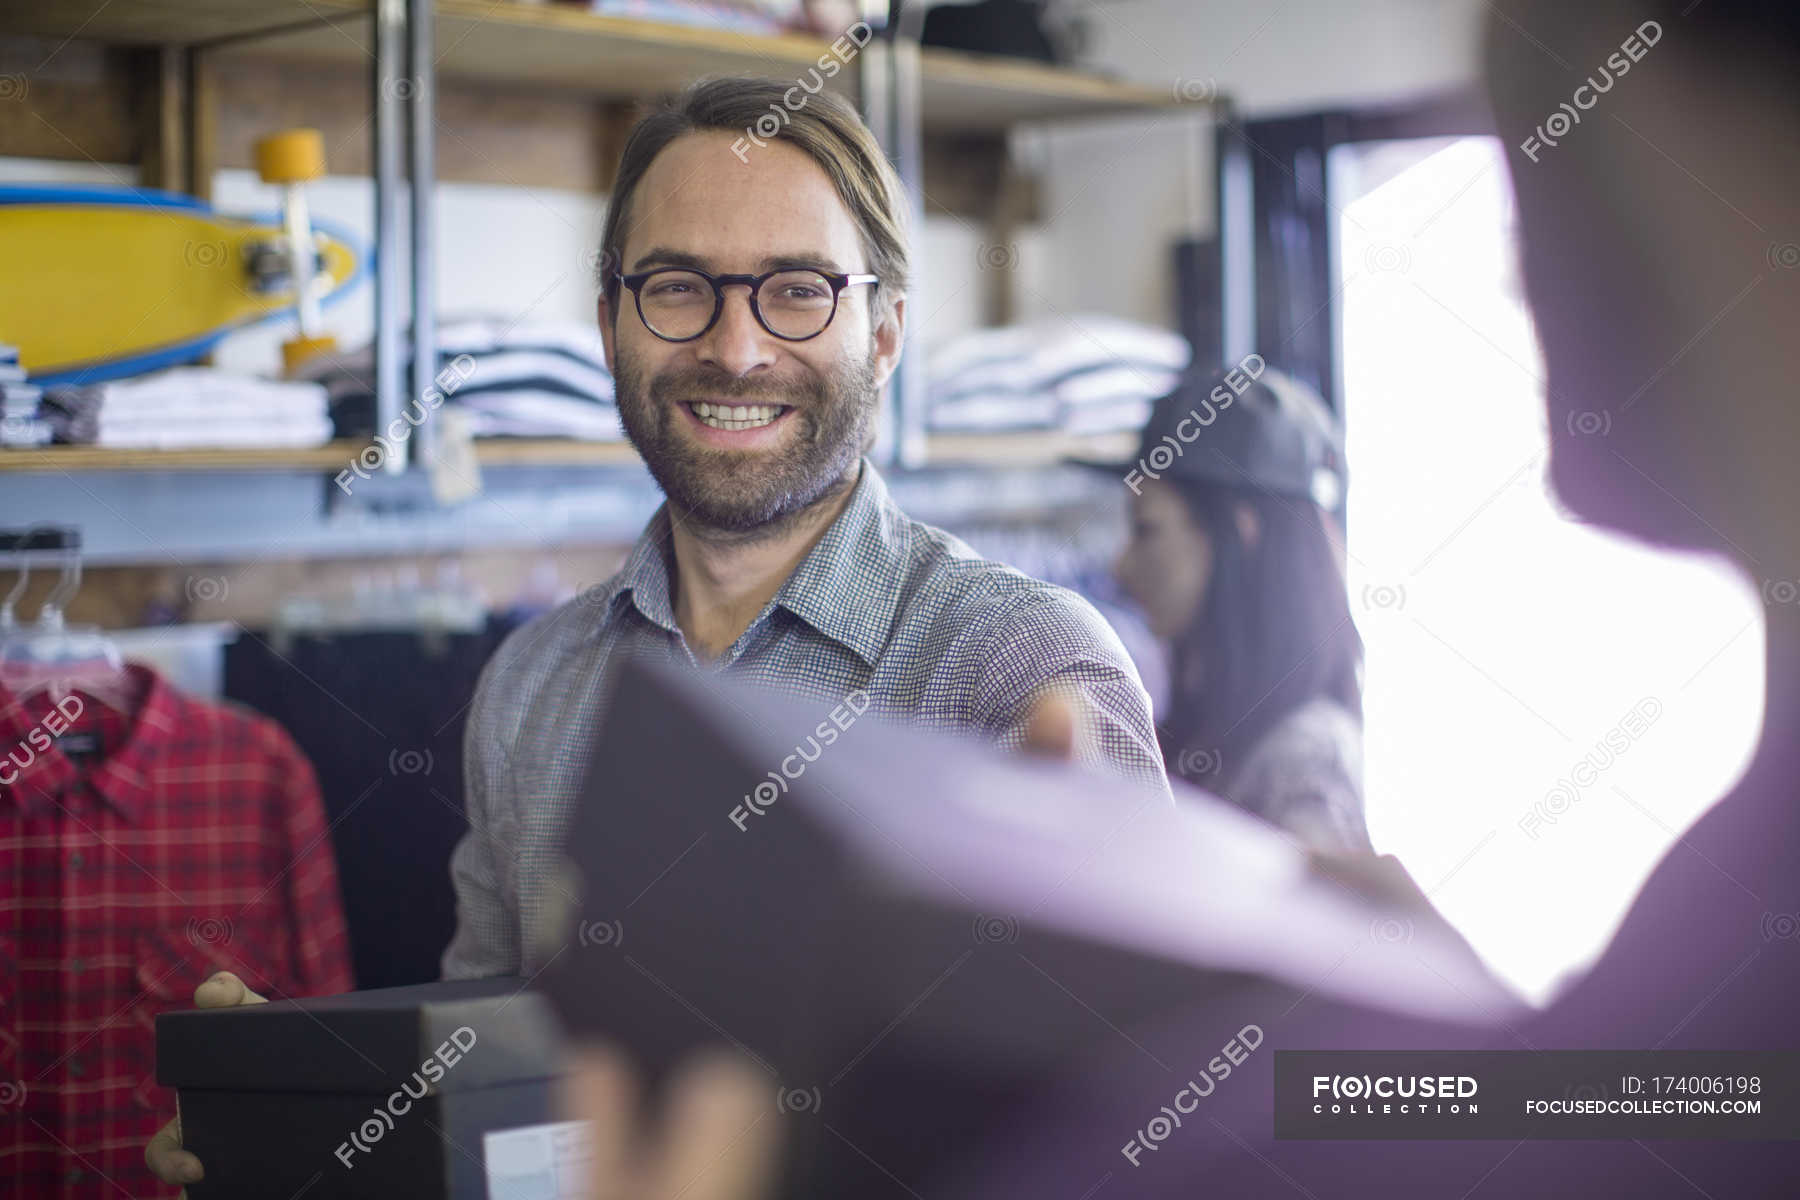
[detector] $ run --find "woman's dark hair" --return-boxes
[1158,482,1363,791]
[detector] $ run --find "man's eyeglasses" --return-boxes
[612,267,879,343]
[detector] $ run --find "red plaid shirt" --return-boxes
[0,664,353,1198]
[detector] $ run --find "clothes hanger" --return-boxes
[0,531,138,715]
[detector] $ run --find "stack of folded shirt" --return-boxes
[0,345,51,448]
[41,368,333,448]
[300,316,622,442]
[926,314,1191,435]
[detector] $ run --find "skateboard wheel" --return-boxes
[255,128,326,184]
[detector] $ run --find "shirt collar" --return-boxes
[0,663,169,820]
[769,459,907,668]
[602,505,682,634]
[601,457,907,668]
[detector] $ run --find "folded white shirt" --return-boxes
[96,416,334,449]
[92,367,329,417]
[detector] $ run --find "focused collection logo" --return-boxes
[1311,1073,1480,1116]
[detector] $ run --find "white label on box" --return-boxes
[483,1119,593,1200]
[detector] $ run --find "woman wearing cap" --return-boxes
[1111,366,1371,853]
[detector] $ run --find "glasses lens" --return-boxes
[637,270,716,339]
[757,270,837,339]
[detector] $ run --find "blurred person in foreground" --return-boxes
[1107,366,1371,852]
[554,0,1800,1194]
[912,0,1800,1195]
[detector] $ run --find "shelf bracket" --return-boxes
[863,5,929,470]
[371,0,437,475]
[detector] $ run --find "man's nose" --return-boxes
[695,284,776,378]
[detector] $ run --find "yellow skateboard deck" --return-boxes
[0,184,364,384]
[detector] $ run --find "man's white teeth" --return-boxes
[691,402,784,430]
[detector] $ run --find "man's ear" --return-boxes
[870,294,905,390]
[596,293,616,374]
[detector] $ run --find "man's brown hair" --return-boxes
[598,76,910,323]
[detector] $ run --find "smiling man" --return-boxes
[440,76,1171,980]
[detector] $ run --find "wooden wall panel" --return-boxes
[0,37,142,167]
[210,54,630,193]
[138,44,187,191]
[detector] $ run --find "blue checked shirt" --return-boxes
[442,457,1171,978]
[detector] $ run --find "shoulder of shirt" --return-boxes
[1243,697,1362,774]
[882,509,1116,643]
[158,685,312,766]
[465,587,620,722]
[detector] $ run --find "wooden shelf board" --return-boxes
[917,46,1179,132]
[0,441,358,472]
[0,438,643,472]
[190,1,853,110]
[0,0,366,46]
[475,438,642,467]
[0,432,1134,472]
[10,0,1179,133]
[3,1,1178,145]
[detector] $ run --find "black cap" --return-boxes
[1075,360,1346,508]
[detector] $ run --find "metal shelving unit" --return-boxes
[0,0,1196,480]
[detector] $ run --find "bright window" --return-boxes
[1331,135,1764,1003]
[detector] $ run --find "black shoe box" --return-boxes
[156,977,565,1199]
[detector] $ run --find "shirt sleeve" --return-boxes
[441,640,524,981]
[274,738,355,997]
[972,587,1173,803]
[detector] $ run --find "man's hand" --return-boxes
[1021,687,1082,761]
[562,1044,777,1200]
[145,972,268,1189]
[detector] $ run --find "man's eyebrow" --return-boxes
[628,247,849,274]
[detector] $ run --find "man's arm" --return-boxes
[972,587,1173,801]
[441,638,525,980]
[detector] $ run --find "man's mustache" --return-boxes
[650,370,821,404]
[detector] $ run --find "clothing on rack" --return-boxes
[0,663,353,1200]
[222,614,527,992]
[924,394,1062,432]
[452,388,623,441]
[926,314,1190,434]
[40,367,333,448]
[300,316,623,442]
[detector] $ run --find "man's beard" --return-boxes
[614,346,878,535]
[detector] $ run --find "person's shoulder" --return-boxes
[469,584,621,726]
[1228,697,1368,850]
[1252,696,1362,768]
[887,513,1120,651]
[492,585,617,666]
